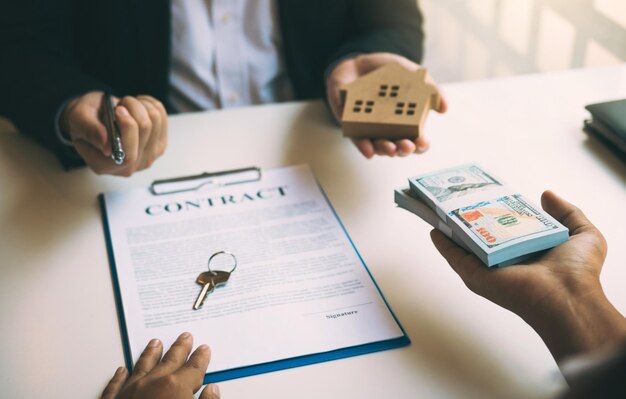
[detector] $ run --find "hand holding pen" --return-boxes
[59,91,168,176]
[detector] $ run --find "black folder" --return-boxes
[584,99,626,159]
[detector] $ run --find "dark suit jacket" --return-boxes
[0,0,424,168]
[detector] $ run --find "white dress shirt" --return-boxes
[57,0,294,146]
[169,0,294,112]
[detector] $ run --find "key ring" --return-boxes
[207,251,237,274]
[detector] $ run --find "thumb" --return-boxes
[540,190,594,236]
[326,58,360,121]
[199,384,220,399]
[436,94,448,113]
[430,229,487,286]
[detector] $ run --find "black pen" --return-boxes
[103,92,125,165]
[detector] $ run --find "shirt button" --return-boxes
[227,93,239,103]
[221,14,231,24]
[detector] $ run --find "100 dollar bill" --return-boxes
[451,194,563,249]
[411,164,503,206]
[405,164,569,266]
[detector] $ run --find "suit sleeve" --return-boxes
[0,1,111,169]
[327,0,425,67]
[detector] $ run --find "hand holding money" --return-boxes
[431,191,626,363]
[396,164,569,266]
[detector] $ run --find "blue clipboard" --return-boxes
[99,166,410,384]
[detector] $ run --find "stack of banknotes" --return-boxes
[395,164,569,267]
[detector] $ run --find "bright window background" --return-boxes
[1,0,625,131]
[421,0,626,82]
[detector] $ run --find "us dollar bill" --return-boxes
[401,164,569,267]
[450,194,565,249]
[411,164,503,205]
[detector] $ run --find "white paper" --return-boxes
[103,165,405,374]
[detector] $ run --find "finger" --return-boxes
[113,105,140,172]
[415,136,430,153]
[119,97,151,164]
[138,95,168,163]
[419,68,447,114]
[71,105,111,156]
[540,191,596,236]
[74,139,121,175]
[395,139,416,156]
[137,95,167,124]
[101,367,129,399]
[110,95,121,107]
[428,87,446,114]
[136,98,162,169]
[151,332,193,376]
[136,94,165,110]
[351,138,375,159]
[430,229,486,284]
[437,95,449,113]
[327,82,344,122]
[199,384,221,399]
[373,139,397,156]
[326,59,359,121]
[126,339,163,384]
[175,344,211,392]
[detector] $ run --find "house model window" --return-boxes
[339,63,442,140]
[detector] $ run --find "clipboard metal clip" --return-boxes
[150,166,262,196]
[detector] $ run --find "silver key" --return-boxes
[193,270,231,310]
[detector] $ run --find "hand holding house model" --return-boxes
[340,63,442,140]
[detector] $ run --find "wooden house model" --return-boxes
[340,63,441,140]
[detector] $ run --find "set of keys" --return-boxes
[193,251,237,310]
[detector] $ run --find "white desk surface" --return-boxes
[1,65,626,399]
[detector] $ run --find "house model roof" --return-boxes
[340,63,441,140]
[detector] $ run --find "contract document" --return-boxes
[100,164,408,383]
